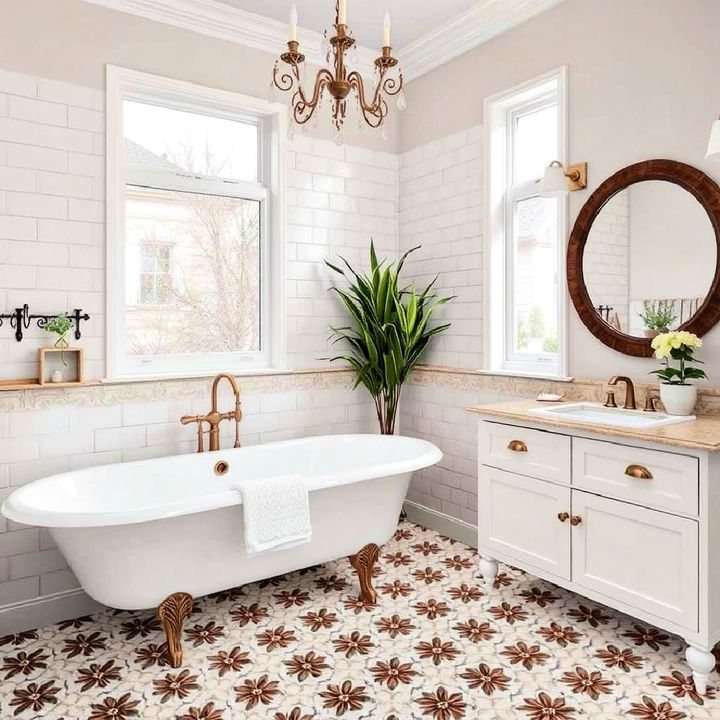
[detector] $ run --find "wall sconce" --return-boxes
[540,160,588,197]
[706,116,720,159]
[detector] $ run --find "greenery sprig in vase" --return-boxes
[43,313,73,365]
[326,242,454,434]
[650,331,707,415]
[639,300,676,338]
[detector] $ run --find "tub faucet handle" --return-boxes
[181,415,206,453]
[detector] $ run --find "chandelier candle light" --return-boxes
[272,1,405,143]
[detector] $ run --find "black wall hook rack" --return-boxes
[0,305,90,342]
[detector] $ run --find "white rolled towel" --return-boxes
[233,474,311,554]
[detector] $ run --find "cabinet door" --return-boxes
[571,490,698,630]
[479,466,571,579]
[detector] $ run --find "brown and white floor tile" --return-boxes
[0,522,717,719]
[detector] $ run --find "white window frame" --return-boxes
[483,67,569,378]
[106,65,286,380]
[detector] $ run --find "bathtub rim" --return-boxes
[1,434,442,529]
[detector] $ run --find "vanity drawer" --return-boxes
[479,421,571,484]
[572,438,699,515]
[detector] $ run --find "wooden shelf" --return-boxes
[0,379,100,392]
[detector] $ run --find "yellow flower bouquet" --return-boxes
[650,331,706,415]
[650,331,707,385]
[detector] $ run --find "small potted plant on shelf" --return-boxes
[43,313,73,364]
[650,331,707,415]
[639,300,676,338]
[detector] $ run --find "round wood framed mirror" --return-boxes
[567,159,720,356]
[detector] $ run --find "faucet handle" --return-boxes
[643,394,660,413]
[603,390,618,408]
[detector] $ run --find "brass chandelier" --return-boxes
[271,1,405,142]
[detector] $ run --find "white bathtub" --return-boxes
[2,434,441,610]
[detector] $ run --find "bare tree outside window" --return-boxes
[125,188,260,355]
[123,110,262,357]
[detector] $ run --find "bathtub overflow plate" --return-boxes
[214,460,229,476]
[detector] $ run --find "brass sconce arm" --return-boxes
[548,160,588,191]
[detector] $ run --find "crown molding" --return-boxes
[83,0,379,71]
[83,0,566,82]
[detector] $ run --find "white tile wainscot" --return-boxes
[473,408,720,695]
[0,368,377,633]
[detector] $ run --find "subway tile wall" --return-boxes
[398,128,488,529]
[0,67,394,618]
[0,68,398,380]
[398,126,483,369]
[0,71,488,622]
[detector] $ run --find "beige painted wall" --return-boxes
[401,0,720,380]
[0,0,398,152]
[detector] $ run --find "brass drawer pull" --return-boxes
[570,515,582,526]
[557,512,569,523]
[625,464,653,480]
[507,440,528,453]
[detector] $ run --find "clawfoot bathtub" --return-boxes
[2,433,441,666]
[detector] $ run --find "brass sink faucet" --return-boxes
[606,375,636,410]
[180,373,242,452]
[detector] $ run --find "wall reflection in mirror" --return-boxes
[583,180,716,337]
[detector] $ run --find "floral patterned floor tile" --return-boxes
[0,522,718,719]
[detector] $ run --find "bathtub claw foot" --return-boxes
[158,592,194,668]
[349,542,380,604]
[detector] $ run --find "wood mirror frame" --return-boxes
[567,159,720,357]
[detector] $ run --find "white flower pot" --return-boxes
[660,384,697,416]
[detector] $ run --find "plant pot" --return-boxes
[643,327,669,338]
[659,383,697,416]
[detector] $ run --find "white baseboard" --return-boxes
[0,589,104,635]
[403,500,477,547]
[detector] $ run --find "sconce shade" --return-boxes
[540,162,569,197]
[706,118,720,160]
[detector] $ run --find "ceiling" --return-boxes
[84,0,566,80]
[215,0,480,49]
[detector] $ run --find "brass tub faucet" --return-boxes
[180,373,242,452]
[607,375,636,410]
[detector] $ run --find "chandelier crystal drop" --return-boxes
[272,1,404,139]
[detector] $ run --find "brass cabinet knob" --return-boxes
[570,515,582,526]
[557,512,569,523]
[507,440,528,453]
[625,464,653,480]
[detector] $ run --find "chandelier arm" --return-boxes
[273,61,299,93]
[380,72,404,97]
[292,69,334,125]
[303,68,335,108]
[347,70,384,127]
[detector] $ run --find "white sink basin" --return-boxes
[528,402,695,429]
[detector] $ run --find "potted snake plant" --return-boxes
[326,242,454,435]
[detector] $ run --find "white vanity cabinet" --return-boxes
[477,417,720,694]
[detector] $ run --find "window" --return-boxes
[484,69,568,377]
[107,67,285,379]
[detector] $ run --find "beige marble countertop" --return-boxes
[467,399,720,452]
